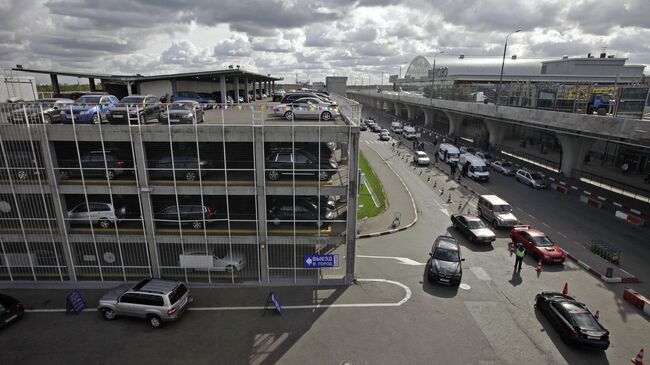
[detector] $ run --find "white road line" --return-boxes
[357,254,426,266]
[527,213,536,219]
[25,278,412,312]
[557,232,568,238]
[541,222,550,228]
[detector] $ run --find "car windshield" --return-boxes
[493,204,512,213]
[467,220,485,229]
[417,152,427,157]
[168,284,188,305]
[119,97,145,105]
[433,247,460,262]
[171,102,194,110]
[75,96,101,104]
[448,153,459,158]
[531,235,554,247]
[501,162,512,168]
[531,173,544,180]
[474,165,487,172]
[571,312,602,331]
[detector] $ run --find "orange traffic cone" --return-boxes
[467,206,472,215]
[562,282,568,295]
[457,201,462,211]
[427,175,431,182]
[594,310,599,320]
[447,194,452,204]
[631,348,644,365]
[433,179,437,187]
[535,259,542,275]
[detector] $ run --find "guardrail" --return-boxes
[572,169,650,204]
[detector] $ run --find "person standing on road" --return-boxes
[434,149,439,165]
[514,243,525,271]
[450,162,457,177]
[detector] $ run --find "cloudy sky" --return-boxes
[1,0,649,84]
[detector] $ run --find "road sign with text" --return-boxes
[303,254,339,268]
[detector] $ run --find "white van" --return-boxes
[391,121,403,134]
[458,153,490,181]
[437,143,460,165]
[403,126,417,140]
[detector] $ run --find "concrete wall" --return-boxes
[138,80,173,97]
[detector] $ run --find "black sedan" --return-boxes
[7,98,74,124]
[451,214,496,244]
[159,100,205,124]
[535,292,609,350]
[0,293,24,328]
[426,236,464,286]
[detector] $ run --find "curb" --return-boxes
[564,250,640,284]
[357,143,418,239]
[623,288,650,316]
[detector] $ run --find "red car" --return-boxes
[510,225,566,264]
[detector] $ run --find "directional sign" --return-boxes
[304,254,339,268]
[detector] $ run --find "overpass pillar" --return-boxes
[422,108,434,129]
[445,111,462,136]
[392,102,401,117]
[50,74,60,96]
[484,120,506,147]
[556,135,595,176]
[405,104,416,121]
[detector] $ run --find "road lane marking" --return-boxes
[469,266,492,281]
[527,213,536,219]
[357,254,426,266]
[557,231,568,238]
[25,278,412,312]
[541,222,550,228]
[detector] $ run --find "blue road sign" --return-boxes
[303,254,339,268]
[271,293,281,314]
[66,290,86,314]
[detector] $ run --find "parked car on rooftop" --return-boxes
[159,100,204,124]
[7,98,74,124]
[107,95,162,124]
[60,94,119,124]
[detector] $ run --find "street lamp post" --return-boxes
[429,51,444,103]
[496,29,521,106]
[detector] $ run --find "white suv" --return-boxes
[515,169,547,189]
[67,202,118,228]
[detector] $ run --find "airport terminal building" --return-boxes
[0,90,360,286]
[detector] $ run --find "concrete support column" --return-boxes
[345,129,360,284]
[219,75,227,104]
[170,79,177,94]
[50,74,60,96]
[272,81,275,94]
[422,108,434,128]
[445,111,462,136]
[405,104,416,121]
[88,78,96,92]
[258,81,262,99]
[251,80,256,101]
[244,78,250,102]
[253,126,269,284]
[131,131,160,278]
[234,77,240,104]
[392,102,401,117]
[484,119,506,147]
[556,134,595,176]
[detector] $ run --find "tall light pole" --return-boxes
[496,29,521,106]
[429,50,444,103]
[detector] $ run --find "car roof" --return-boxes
[416,151,427,156]
[132,278,180,294]
[520,228,545,236]
[434,235,458,250]
[460,215,481,222]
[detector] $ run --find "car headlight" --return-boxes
[182,114,193,118]
[325,211,334,219]
[543,254,550,259]
[497,216,504,222]
[80,110,89,115]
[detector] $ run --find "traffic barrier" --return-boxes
[579,194,602,208]
[562,282,568,295]
[615,210,645,227]
[551,182,568,194]
[624,288,650,317]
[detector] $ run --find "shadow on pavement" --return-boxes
[534,306,611,364]
[420,270,460,298]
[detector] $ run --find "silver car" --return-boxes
[274,97,339,121]
[97,278,193,328]
[451,214,496,243]
[67,202,118,228]
[180,250,247,273]
[490,159,516,175]
[516,169,548,188]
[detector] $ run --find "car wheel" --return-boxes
[492,219,498,229]
[477,208,483,218]
[267,170,279,181]
[59,170,70,180]
[272,218,281,226]
[321,111,332,121]
[226,265,236,273]
[139,114,146,124]
[16,169,28,180]
[192,221,203,230]
[284,111,294,120]
[148,315,162,328]
[318,171,330,181]
[98,219,111,229]
[92,113,101,124]
[101,308,116,320]
[106,170,115,180]
[43,114,52,124]
[185,171,197,181]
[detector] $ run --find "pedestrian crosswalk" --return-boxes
[363,140,392,145]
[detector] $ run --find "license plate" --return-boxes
[587,335,600,340]
[6,314,17,323]
[439,278,450,283]
[554,259,562,262]
[112,115,123,118]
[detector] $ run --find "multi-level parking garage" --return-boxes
[0,99,360,285]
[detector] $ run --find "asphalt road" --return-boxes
[1,117,649,364]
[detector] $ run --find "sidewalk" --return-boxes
[357,141,417,237]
